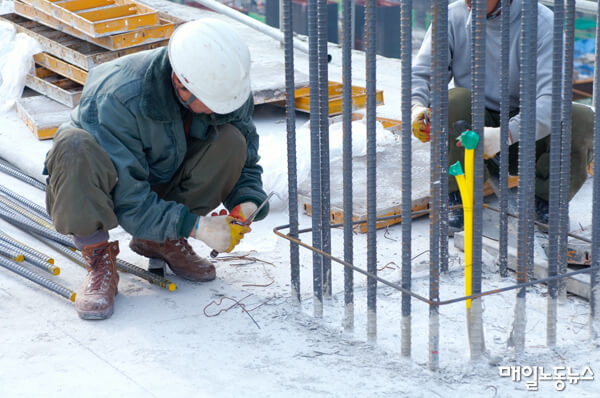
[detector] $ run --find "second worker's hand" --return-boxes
[191,215,251,254]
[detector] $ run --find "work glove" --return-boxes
[483,127,502,159]
[230,202,258,225]
[190,215,250,253]
[411,104,431,143]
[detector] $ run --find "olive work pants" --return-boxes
[45,124,246,237]
[447,87,594,201]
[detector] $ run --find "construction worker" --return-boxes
[411,0,594,234]
[43,19,269,320]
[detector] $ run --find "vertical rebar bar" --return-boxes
[547,0,564,348]
[558,0,575,298]
[282,0,300,304]
[429,0,442,371]
[438,0,449,274]
[318,0,332,298]
[342,0,354,332]
[470,0,486,360]
[400,0,413,357]
[498,0,511,278]
[0,255,75,302]
[308,0,323,317]
[512,0,537,353]
[365,0,377,342]
[592,0,600,341]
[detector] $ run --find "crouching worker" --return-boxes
[410,0,594,235]
[43,19,269,320]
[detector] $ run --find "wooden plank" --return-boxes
[293,81,384,115]
[19,0,159,38]
[15,1,177,50]
[0,13,170,70]
[34,52,88,85]
[15,96,72,140]
[76,4,138,21]
[25,66,83,108]
[454,232,590,300]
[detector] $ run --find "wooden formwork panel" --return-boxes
[293,82,384,115]
[0,13,170,70]
[15,96,72,140]
[34,52,88,85]
[25,66,83,108]
[14,1,177,50]
[19,0,159,38]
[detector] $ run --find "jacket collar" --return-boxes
[140,47,180,122]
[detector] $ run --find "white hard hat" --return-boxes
[168,18,251,114]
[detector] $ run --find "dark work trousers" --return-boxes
[447,87,594,201]
[45,124,246,238]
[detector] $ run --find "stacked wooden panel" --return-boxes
[2,1,182,139]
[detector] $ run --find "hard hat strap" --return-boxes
[185,93,197,107]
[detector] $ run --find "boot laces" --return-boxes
[87,250,114,292]
[174,237,195,256]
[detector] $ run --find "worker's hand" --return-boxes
[483,127,502,158]
[230,202,258,224]
[190,215,251,253]
[411,104,431,143]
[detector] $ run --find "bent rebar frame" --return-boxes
[276,0,600,369]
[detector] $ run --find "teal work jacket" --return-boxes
[54,47,268,241]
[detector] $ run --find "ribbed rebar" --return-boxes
[429,0,442,371]
[308,0,323,318]
[498,0,511,277]
[0,184,51,222]
[282,0,300,304]
[513,0,537,353]
[0,231,54,264]
[0,240,59,275]
[0,206,72,247]
[400,0,413,357]
[0,195,53,230]
[592,0,600,340]
[439,0,449,274]
[342,0,354,332]
[0,159,46,191]
[365,0,377,343]
[470,0,486,361]
[0,243,24,262]
[0,255,75,301]
[558,0,575,298]
[318,0,332,298]
[547,0,564,348]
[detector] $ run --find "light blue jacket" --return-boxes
[412,0,554,143]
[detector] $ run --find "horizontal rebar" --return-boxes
[0,183,51,222]
[0,159,46,191]
[0,244,24,262]
[274,224,600,306]
[0,255,75,302]
[0,232,54,264]
[0,207,73,247]
[0,195,53,230]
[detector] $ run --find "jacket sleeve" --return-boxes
[223,96,269,220]
[411,23,454,108]
[411,26,433,107]
[84,94,187,241]
[507,28,553,143]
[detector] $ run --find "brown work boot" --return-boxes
[76,241,120,320]
[129,237,216,282]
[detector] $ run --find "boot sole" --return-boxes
[77,306,114,320]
